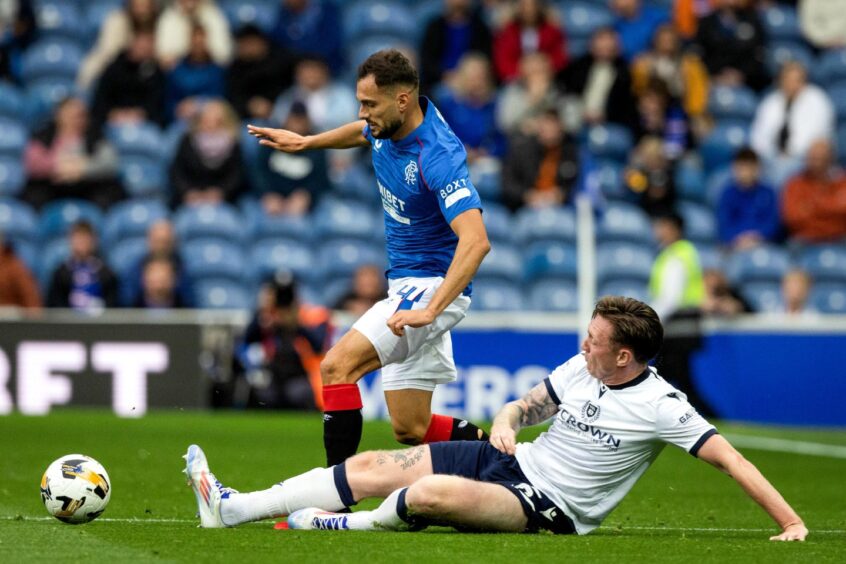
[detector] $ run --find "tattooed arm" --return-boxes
[489,381,559,455]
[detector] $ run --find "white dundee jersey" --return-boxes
[514,354,716,535]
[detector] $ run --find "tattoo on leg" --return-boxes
[390,446,426,470]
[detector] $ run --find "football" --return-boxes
[40,454,111,524]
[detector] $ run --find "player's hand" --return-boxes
[489,425,517,455]
[386,309,436,337]
[770,523,808,542]
[247,125,309,153]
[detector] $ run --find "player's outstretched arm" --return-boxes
[247,120,370,152]
[489,381,558,455]
[696,434,808,541]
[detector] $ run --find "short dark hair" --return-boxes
[357,49,418,90]
[70,220,95,237]
[734,146,759,164]
[654,210,685,233]
[593,296,663,364]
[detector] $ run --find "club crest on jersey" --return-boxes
[581,401,601,423]
[404,160,418,185]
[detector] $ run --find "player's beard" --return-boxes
[370,117,403,140]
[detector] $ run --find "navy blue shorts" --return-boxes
[429,441,576,535]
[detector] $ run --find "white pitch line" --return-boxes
[724,434,846,459]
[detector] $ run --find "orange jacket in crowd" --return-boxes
[782,172,846,242]
[0,245,42,310]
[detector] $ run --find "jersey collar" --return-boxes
[606,367,652,390]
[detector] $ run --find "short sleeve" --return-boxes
[543,354,584,406]
[362,123,374,144]
[655,391,717,456]
[421,150,482,224]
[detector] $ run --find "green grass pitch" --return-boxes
[0,410,844,563]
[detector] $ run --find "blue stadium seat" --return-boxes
[0,82,27,122]
[675,156,706,202]
[765,41,814,78]
[705,166,733,207]
[194,278,252,310]
[514,206,577,245]
[84,0,123,40]
[726,245,790,284]
[481,202,513,245]
[700,123,748,172]
[105,236,148,282]
[10,239,38,273]
[174,204,245,244]
[108,122,165,161]
[119,157,168,198]
[251,211,314,244]
[102,199,169,246]
[20,39,84,83]
[818,49,846,86]
[527,279,578,312]
[677,201,717,244]
[586,124,633,161]
[319,277,355,308]
[250,238,317,284]
[837,124,846,164]
[826,81,846,125]
[798,245,846,283]
[182,239,246,282]
[38,199,104,242]
[343,1,416,42]
[314,199,380,243]
[523,241,578,283]
[0,157,25,197]
[219,0,277,34]
[811,283,846,314]
[476,244,523,283]
[739,280,783,313]
[593,159,626,200]
[34,2,86,43]
[0,118,27,157]
[471,280,524,311]
[761,4,801,43]
[596,242,655,285]
[38,238,70,290]
[0,198,39,243]
[695,243,724,271]
[598,279,650,304]
[707,85,758,123]
[348,35,415,69]
[597,202,655,245]
[557,1,613,40]
[318,240,385,280]
[25,77,78,126]
[413,0,443,28]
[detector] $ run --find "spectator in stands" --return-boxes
[495,52,567,136]
[781,139,846,243]
[780,268,815,316]
[750,61,834,190]
[694,0,768,92]
[333,264,387,317]
[674,0,715,40]
[717,147,781,249]
[253,101,328,216]
[633,80,691,160]
[170,99,245,208]
[701,267,753,316]
[502,107,579,212]
[134,255,187,309]
[610,0,669,61]
[270,0,343,75]
[156,0,231,70]
[166,24,226,122]
[271,56,357,133]
[492,0,567,83]
[0,0,35,83]
[558,27,636,130]
[631,24,709,137]
[77,0,162,90]
[0,234,41,310]
[23,97,124,210]
[46,221,119,311]
[435,53,505,159]
[226,24,295,121]
[232,272,332,410]
[624,136,676,217]
[90,29,167,130]
[419,0,492,94]
[128,219,191,307]
[799,0,846,49]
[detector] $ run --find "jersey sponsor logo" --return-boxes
[679,409,696,425]
[404,160,418,185]
[581,401,601,423]
[440,178,471,209]
[378,180,411,224]
[558,407,621,451]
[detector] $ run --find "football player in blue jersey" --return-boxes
[249,50,492,466]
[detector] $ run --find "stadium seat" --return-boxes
[699,123,748,172]
[343,1,416,42]
[34,2,86,43]
[0,81,27,122]
[480,202,513,245]
[413,0,443,28]
[523,241,578,283]
[0,198,39,243]
[597,202,655,245]
[761,4,801,43]
[707,85,758,123]
[514,206,577,245]
[348,35,416,70]
[596,242,655,285]
[102,199,169,246]
[105,236,148,282]
[818,48,846,86]
[811,283,846,314]
[527,279,578,312]
[705,166,733,207]
[695,243,724,271]
[726,245,790,284]
[194,278,252,310]
[592,159,627,201]
[557,2,613,40]
[251,211,314,244]
[0,157,26,197]
[476,244,523,283]
[319,276,354,308]
[37,237,70,289]
[798,245,846,283]
[119,157,168,199]
[0,118,28,157]
[219,0,277,34]
[84,0,124,40]
[20,39,84,83]
[182,239,247,282]
[38,199,104,242]
[318,240,385,280]
[674,156,706,202]
[250,238,316,284]
[174,204,245,244]
[677,201,717,244]
[313,199,380,243]
[471,280,524,311]
[765,41,814,78]
[598,279,650,304]
[10,239,38,273]
[25,77,78,126]
[108,122,165,161]
[586,124,633,161]
[739,280,783,313]
[837,124,846,164]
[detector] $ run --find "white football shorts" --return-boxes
[351,276,471,392]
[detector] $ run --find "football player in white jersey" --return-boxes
[185,296,807,541]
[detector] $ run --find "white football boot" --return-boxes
[288,508,351,531]
[184,444,238,528]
